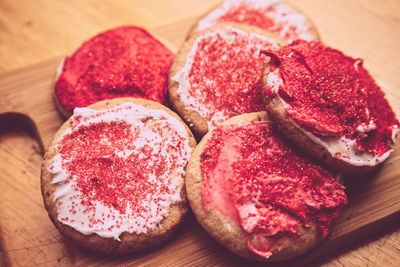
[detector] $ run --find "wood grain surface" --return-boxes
[1,0,400,266]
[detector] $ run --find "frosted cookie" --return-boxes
[186,112,347,261]
[190,0,319,42]
[54,26,174,118]
[169,23,284,137]
[41,98,196,254]
[262,40,399,175]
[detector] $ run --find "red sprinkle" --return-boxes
[214,3,311,42]
[201,122,347,257]
[55,26,174,112]
[264,40,399,157]
[187,28,278,124]
[217,4,275,32]
[59,120,180,216]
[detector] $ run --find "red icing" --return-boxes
[59,115,185,229]
[200,122,347,258]
[215,3,310,42]
[187,29,277,124]
[201,133,241,222]
[263,40,399,157]
[55,26,174,112]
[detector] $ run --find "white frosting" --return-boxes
[266,70,282,94]
[49,103,193,240]
[55,59,64,80]
[172,25,279,130]
[356,120,376,133]
[195,0,316,42]
[265,71,398,166]
[392,125,399,143]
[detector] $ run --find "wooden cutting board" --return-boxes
[1,1,400,266]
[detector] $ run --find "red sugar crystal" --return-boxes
[55,26,174,112]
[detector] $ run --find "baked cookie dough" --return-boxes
[262,40,399,175]
[186,112,347,261]
[41,97,196,254]
[54,26,174,118]
[169,23,284,137]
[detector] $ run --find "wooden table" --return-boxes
[1,0,400,266]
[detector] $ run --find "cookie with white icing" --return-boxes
[41,97,196,254]
[186,112,347,261]
[190,0,319,42]
[53,26,174,118]
[262,40,399,175]
[169,23,284,137]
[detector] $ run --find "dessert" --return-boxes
[41,97,196,254]
[262,40,399,174]
[186,112,347,261]
[169,23,283,137]
[54,26,174,118]
[190,0,319,42]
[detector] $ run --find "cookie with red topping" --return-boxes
[262,40,399,175]
[54,26,174,118]
[186,112,347,261]
[190,0,319,42]
[169,23,284,137]
[41,97,196,254]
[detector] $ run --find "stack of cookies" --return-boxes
[41,0,399,262]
